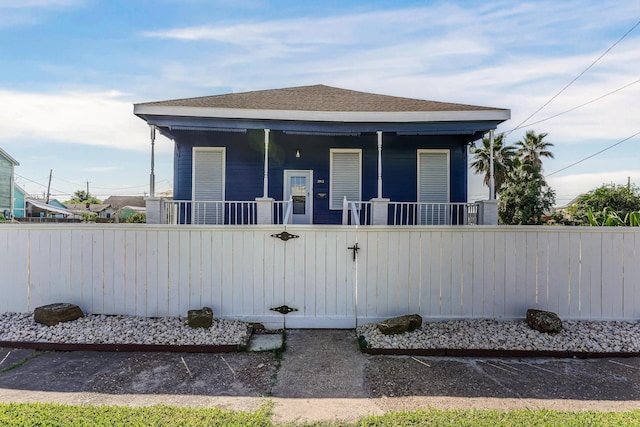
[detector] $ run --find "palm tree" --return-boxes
[515,130,554,169]
[470,133,518,195]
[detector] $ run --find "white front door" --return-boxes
[284,170,313,224]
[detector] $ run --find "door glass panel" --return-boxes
[291,176,306,215]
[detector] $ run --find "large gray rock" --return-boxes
[377,314,422,335]
[526,309,563,333]
[188,307,213,328]
[34,303,84,326]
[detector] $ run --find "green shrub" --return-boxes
[125,213,146,223]
[81,212,98,222]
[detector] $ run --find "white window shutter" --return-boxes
[330,150,361,209]
[192,148,225,224]
[418,150,449,224]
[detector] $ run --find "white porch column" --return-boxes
[263,129,270,198]
[376,131,383,199]
[149,125,156,198]
[145,197,162,224]
[489,129,495,200]
[369,131,390,225]
[256,128,274,224]
[477,200,498,225]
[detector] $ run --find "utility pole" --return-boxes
[46,169,52,204]
[86,181,90,198]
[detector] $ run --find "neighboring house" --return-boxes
[26,199,77,218]
[13,184,27,218]
[65,203,114,219]
[103,196,146,219]
[134,84,510,225]
[0,147,19,219]
[119,205,146,218]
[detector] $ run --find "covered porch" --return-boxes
[135,85,509,226]
[154,197,482,226]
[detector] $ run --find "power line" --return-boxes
[506,18,640,136]
[545,130,640,177]
[504,77,640,133]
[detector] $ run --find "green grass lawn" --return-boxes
[1,403,639,427]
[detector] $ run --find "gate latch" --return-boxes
[348,242,360,261]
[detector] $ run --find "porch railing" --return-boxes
[389,202,478,225]
[162,200,258,225]
[274,197,293,225]
[160,199,477,226]
[342,199,372,225]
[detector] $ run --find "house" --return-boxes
[0,147,19,220]
[65,203,113,219]
[103,195,146,219]
[13,183,27,218]
[134,85,510,225]
[25,199,77,219]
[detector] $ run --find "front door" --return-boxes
[284,170,313,224]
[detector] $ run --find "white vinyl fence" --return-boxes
[1,224,639,328]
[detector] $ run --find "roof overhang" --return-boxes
[137,115,507,141]
[0,147,19,165]
[134,105,510,124]
[26,199,75,216]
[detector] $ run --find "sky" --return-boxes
[0,0,638,205]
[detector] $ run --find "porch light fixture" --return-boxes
[296,149,301,158]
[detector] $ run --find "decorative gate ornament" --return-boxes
[270,305,298,315]
[270,231,299,241]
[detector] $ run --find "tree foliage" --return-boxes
[514,130,554,168]
[470,133,518,196]
[125,213,146,223]
[567,184,640,225]
[81,212,97,222]
[66,190,101,205]
[497,131,556,225]
[498,160,555,225]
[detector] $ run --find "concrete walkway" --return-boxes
[1,330,640,424]
[270,329,383,423]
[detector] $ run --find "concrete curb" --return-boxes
[361,347,640,358]
[0,341,239,353]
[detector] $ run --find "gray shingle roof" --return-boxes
[136,84,503,113]
[102,196,146,210]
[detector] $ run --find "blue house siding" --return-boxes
[173,130,470,225]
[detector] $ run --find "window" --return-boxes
[192,147,226,224]
[330,149,361,210]
[417,149,450,224]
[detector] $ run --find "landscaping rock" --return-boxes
[526,309,563,333]
[33,303,84,326]
[377,314,422,335]
[187,307,213,328]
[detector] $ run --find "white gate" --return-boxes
[269,227,358,328]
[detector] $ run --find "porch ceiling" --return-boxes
[139,114,503,140]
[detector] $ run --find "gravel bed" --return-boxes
[3,312,639,353]
[358,319,640,353]
[0,312,251,346]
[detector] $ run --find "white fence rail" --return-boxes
[1,225,639,327]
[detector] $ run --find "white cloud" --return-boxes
[0,89,171,153]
